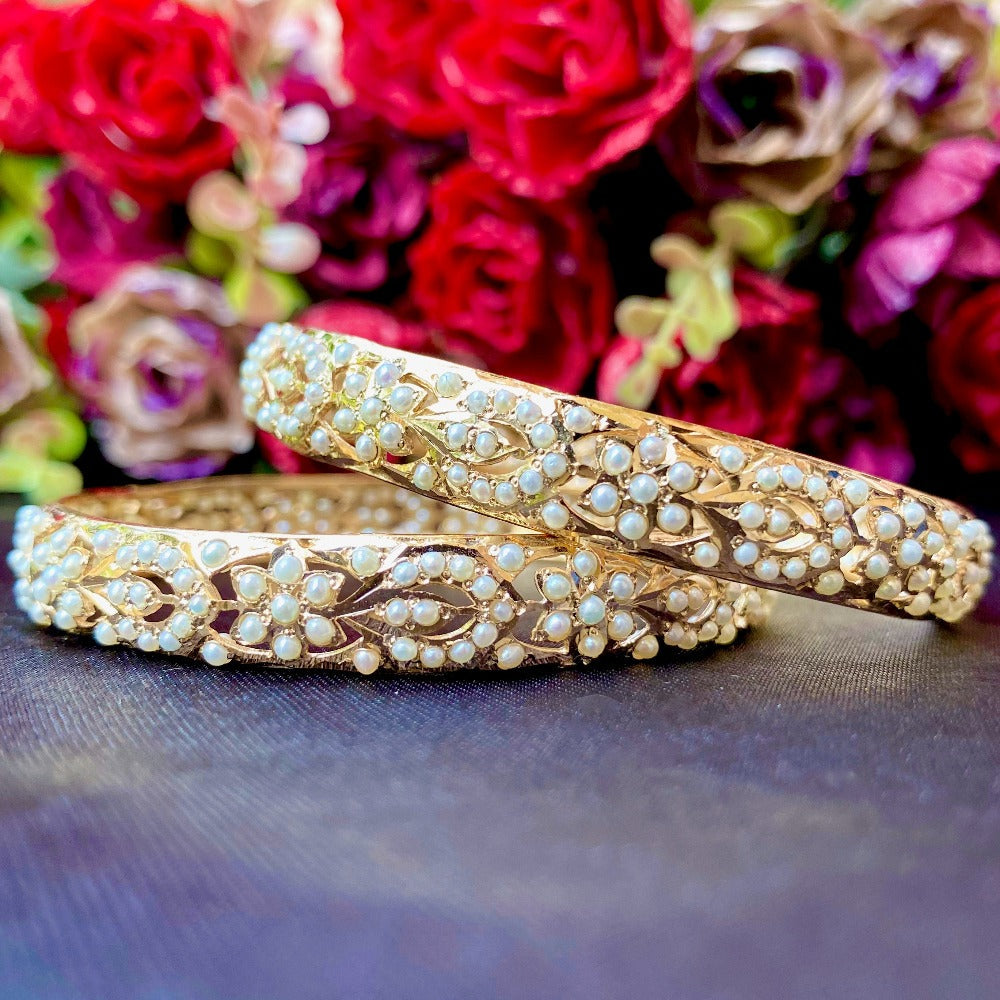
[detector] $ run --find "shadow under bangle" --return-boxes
[242,324,993,623]
[9,475,767,672]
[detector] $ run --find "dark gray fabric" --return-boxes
[1,519,999,1000]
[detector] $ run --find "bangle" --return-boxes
[8,475,766,671]
[242,324,993,623]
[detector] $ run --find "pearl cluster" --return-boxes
[241,325,993,623]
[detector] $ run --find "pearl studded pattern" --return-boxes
[243,324,993,622]
[9,476,766,672]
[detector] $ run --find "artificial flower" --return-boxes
[441,0,693,199]
[0,0,56,154]
[66,266,253,480]
[858,0,993,166]
[664,0,889,214]
[847,136,1000,333]
[0,289,48,416]
[45,171,180,297]
[599,268,819,447]
[339,0,471,138]
[34,0,237,206]
[409,163,614,393]
[926,283,1000,473]
[283,77,437,294]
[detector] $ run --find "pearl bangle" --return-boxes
[9,476,766,672]
[244,323,993,623]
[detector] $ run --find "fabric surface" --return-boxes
[1,518,999,1000]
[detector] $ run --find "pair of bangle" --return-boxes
[10,321,992,672]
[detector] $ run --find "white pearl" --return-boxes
[876,577,903,600]
[305,574,333,604]
[518,469,544,496]
[572,551,599,577]
[733,542,759,566]
[385,598,410,626]
[128,582,150,608]
[875,513,901,540]
[272,553,305,585]
[373,361,401,387]
[541,501,569,529]
[692,542,720,568]
[822,498,845,522]
[922,531,945,555]
[718,445,746,473]
[332,341,356,365]
[390,637,418,662]
[638,435,667,466]
[608,611,634,640]
[497,642,526,670]
[578,631,607,659]
[137,539,158,564]
[273,634,302,661]
[277,415,301,440]
[474,430,498,458]
[446,464,469,488]
[494,482,518,506]
[465,389,490,414]
[92,529,119,554]
[589,483,620,515]
[633,635,659,659]
[491,600,514,623]
[767,510,791,536]
[159,631,181,652]
[656,503,689,533]
[270,593,299,625]
[471,575,498,600]
[601,442,633,476]
[780,465,804,490]
[435,371,463,397]
[493,389,516,414]
[93,621,118,646]
[155,547,182,572]
[737,502,765,530]
[530,423,557,449]
[137,631,159,652]
[939,509,960,534]
[564,405,596,433]
[897,539,923,568]
[355,434,378,462]
[901,501,926,528]
[58,591,83,615]
[413,600,441,626]
[353,646,380,674]
[754,559,780,582]
[809,544,832,568]
[578,595,606,625]
[816,570,845,595]
[617,511,648,541]
[448,555,475,582]
[379,422,405,452]
[515,399,542,426]
[351,547,380,577]
[472,622,499,648]
[420,551,446,577]
[782,558,807,580]
[449,640,476,664]
[541,453,568,479]
[305,616,335,646]
[333,407,356,433]
[389,386,416,413]
[843,479,870,507]
[865,553,891,580]
[200,641,231,666]
[542,573,573,601]
[831,526,853,550]
[470,478,492,502]
[496,543,525,572]
[412,463,436,490]
[667,462,696,492]
[755,467,780,491]
[446,423,470,450]
[805,475,828,501]
[420,646,447,669]
[169,612,194,638]
[628,474,659,505]
[543,611,572,640]
[609,573,635,600]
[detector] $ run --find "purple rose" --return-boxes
[282,78,437,294]
[45,170,180,297]
[847,136,1000,333]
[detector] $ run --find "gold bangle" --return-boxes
[8,475,766,672]
[242,324,993,623]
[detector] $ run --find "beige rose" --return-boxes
[69,266,254,478]
[0,290,48,417]
[672,0,890,213]
[857,0,992,166]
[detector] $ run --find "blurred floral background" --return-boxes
[1,0,999,504]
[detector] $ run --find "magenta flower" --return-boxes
[847,136,1000,333]
[46,171,180,297]
[282,77,436,294]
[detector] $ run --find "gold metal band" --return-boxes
[243,324,993,622]
[9,476,766,671]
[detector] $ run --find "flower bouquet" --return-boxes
[1,0,998,504]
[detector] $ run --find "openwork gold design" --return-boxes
[243,324,993,622]
[8,476,767,672]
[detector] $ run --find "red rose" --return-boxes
[408,163,614,393]
[0,0,55,153]
[33,0,237,206]
[598,269,819,446]
[928,283,1000,472]
[339,0,471,139]
[440,0,693,198]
